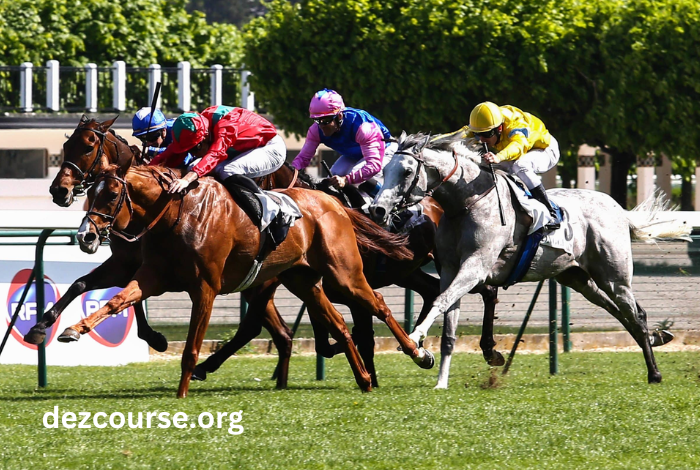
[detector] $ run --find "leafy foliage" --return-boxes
[244,0,700,206]
[0,0,243,68]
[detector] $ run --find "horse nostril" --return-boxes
[370,205,386,222]
[51,186,69,199]
[83,233,97,244]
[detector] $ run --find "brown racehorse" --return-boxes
[26,117,168,352]
[197,163,503,387]
[60,164,435,397]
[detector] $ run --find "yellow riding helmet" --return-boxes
[468,102,503,133]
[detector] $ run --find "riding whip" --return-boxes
[141,81,162,162]
[322,160,351,207]
[484,142,506,226]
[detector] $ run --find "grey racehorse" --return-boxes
[370,132,691,388]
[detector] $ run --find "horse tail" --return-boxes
[341,207,414,261]
[627,189,692,242]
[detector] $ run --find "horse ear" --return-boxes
[102,115,119,130]
[79,114,89,124]
[399,131,407,144]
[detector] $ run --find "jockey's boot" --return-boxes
[222,174,288,247]
[530,184,560,231]
[222,174,264,228]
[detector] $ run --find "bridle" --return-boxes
[392,135,460,213]
[85,167,183,243]
[62,125,123,195]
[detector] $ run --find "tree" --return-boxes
[244,0,700,208]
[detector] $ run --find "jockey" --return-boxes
[291,89,396,198]
[132,108,175,161]
[149,105,285,191]
[149,105,288,238]
[466,101,561,230]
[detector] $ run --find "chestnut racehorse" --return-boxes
[26,117,167,352]
[195,163,502,388]
[61,164,434,397]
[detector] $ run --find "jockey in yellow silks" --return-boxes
[457,102,561,230]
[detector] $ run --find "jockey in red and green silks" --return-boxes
[291,89,396,196]
[149,105,286,194]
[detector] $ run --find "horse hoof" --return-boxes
[23,328,46,345]
[486,351,505,367]
[57,328,81,343]
[650,329,674,347]
[413,348,435,369]
[148,333,169,353]
[191,365,207,381]
[648,372,662,384]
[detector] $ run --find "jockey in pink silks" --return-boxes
[291,89,397,197]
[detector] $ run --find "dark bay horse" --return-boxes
[61,164,434,397]
[26,116,167,352]
[196,163,502,388]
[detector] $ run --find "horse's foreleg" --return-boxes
[409,259,483,346]
[178,281,217,399]
[57,265,166,342]
[395,269,440,333]
[280,271,372,392]
[435,304,459,389]
[25,255,140,345]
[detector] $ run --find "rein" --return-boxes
[87,168,183,243]
[393,138,460,212]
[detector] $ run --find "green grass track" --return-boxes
[1,351,699,469]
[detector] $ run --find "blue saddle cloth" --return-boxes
[501,189,562,289]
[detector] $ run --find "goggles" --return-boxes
[314,115,337,126]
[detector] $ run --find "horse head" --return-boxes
[76,164,179,254]
[370,131,483,225]
[50,115,134,207]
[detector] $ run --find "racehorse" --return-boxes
[370,132,691,387]
[196,163,502,388]
[26,117,168,352]
[60,163,435,397]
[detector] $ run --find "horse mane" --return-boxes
[340,206,413,260]
[398,131,483,166]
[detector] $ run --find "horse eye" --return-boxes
[405,167,414,177]
[107,191,119,201]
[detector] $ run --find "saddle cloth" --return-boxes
[501,175,574,255]
[255,191,303,232]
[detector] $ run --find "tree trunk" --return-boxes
[681,177,693,211]
[605,147,636,209]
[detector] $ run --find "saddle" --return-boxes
[221,175,292,249]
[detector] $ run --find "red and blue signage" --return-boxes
[81,287,134,347]
[5,269,60,350]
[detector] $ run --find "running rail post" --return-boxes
[404,289,414,333]
[36,229,54,387]
[561,286,571,352]
[502,280,544,375]
[549,279,558,375]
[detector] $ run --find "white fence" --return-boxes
[7,61,254,113]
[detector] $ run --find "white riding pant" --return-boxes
[493,136,560,189]
[204,135,286,180]
[330,142,398,185]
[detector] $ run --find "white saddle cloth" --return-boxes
[255,191,303,231]
[501,176,574,254]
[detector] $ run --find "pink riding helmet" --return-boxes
[309,89,345,118]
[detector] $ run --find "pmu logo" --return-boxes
[81,288,134,347]
[5,269,60,350]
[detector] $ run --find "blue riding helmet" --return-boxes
[132,107,167,136]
